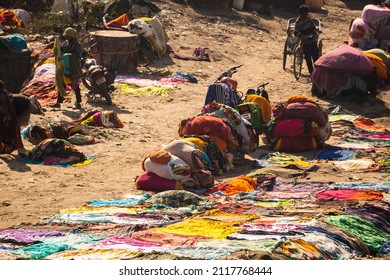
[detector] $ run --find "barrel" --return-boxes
[0,47,32,93]
[89,30,139,74]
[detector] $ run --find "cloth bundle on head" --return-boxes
[179,115,237,149]
[263,96,331,152]
[142,151,192,181]
[162,140,208,172]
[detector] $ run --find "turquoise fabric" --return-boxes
[0,33,28,53]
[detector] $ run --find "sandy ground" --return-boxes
[0,0,389,232]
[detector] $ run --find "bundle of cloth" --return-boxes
[263,95,331,152]
[19,42,61,105]
[22,138,88,166]
[21,120,96,146]
[311,43,377,101]
[105,12,168,59]
[135,139,215,193]
[125,16,168,58]
[0,8,28,33]
[177,101,263,173]
[73,108,124,128]
[362,48,390,84]
[348,4,390,50]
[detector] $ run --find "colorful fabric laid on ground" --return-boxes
[1,179,389,260]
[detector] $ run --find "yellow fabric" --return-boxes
[199,209,260,223]
[182,137,206,152]
[63,75,73,85]
[364,53,388,80]
[154,217,242,239]
[245,94,271,123]
[54,249,141,260]
[285,95,317,105]
[72,158,94,167]
[119,84,171,97]
[279,160,311,167]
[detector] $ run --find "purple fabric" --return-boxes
[314,44,374,73]
[362,4,390,28]
[312,44,375,94]
[0,229,65,243]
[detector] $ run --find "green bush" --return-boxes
[26,13,73,35]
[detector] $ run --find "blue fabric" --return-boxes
[89,193,151,207]
[379,241,390,255]
[315,146,355,161]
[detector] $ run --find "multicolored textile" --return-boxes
[75,109,124,128]
[21,121,95,145]
[144,190,213,209]
[23,138,89,167]
[324,214,390,253]
[162,140,207,172]
[131,229,208,246]
[154,217,242,239]
[179,115,235,145]
[209,176,258,195]
[316,190,383,201]
[0,230,65,244]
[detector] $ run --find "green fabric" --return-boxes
[324,214,390,253]
[363,48,390,69]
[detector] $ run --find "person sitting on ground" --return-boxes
[294,5,320,75]
[51,27,84,110]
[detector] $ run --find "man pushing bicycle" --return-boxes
[294,5,320,76]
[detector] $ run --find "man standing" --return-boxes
[52,27,84,110]
[294,5,320,75]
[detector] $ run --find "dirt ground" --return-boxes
[0,0,389,233]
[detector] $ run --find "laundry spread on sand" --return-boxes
[1,173,389,260]
[2,101,390,260]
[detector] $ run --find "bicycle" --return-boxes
[283,17,323,80]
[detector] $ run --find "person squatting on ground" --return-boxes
[52,27,84,110]
[294,5,320,75]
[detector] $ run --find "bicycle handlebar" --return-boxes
[214,64,243,83]
[257,82,269,88]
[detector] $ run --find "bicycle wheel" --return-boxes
[293,46,303,80]
[282,38,288,71]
